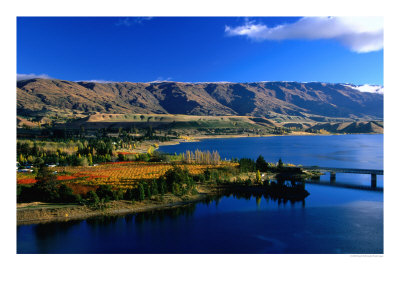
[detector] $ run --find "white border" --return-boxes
[2,1,399,299]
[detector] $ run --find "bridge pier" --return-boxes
[330,172,336,183]
[299,166,383,187]
[371,174,377,189]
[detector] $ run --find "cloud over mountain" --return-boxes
[17,73,52,81]
[225,17,383,53]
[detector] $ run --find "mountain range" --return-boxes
[17,79,383,122]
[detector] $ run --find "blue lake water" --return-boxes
[17,134,383,254]
[160,134,384,187]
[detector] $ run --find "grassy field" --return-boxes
[18,112,383,136]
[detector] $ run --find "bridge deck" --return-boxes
[306,180,383,192]
[299,166,383,175]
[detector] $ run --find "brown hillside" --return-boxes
[17,79,383,121]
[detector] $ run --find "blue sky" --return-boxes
[17,17,383,85]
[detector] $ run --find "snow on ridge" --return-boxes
[144,81,234,84]
[146,80,175,83]
[191,81,233,84]
[343,84,384,94]
[108,80,383,94]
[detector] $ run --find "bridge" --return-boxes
[306,179,383,192]
[297,166,383,188]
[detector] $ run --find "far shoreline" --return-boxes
[153,132,384,151]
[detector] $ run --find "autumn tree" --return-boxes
[255,170,262,184]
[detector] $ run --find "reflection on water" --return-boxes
[128,181,311,224]
[17,180,383,254]
[210,186,308,207]
[134,204,197,225]
[86,215,119,227]
[307,179,383,192]
[34,220,82,239]
[32,220,82,253]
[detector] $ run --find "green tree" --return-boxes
[86,190,100,207]
[146,183,152,199]
[256,155,268,172]
[59,184,81,203]
[172,182,181,195]
[124,188,136,203]
[151,179,159,196]
[33,165,59,202]
[96,185,114,202]
[239,158,255,172]
[204,168,211,181]
[278,158,283,169]
[33,157,45,168]
[164,166,194,195]
[158,177,167,196]
[79,157,89,167]
[138,183,145,201]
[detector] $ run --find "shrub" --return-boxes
[17,185,33,203]
[157,177,167,195]
[204,169,211,181]
[59,184,81,203]
[239,158,255,172]
[95,185,114,202]
[138,183,145,201]
[151,179,159,196]
[124,188,137,202]
[85,190,100,207]
[32,165,59,202]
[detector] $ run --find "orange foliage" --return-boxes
[57,175,77,181]
[17,178,37,184]
[17,161,239,190]
[67,184,98,195]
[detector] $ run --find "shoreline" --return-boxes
[16,180,314,226]
[17,189,215,226]
[155,132,383,149]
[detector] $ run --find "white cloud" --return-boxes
[77,79,114,83]
[17,73,51,81]
[115,17,153,27]
[343,84,384,94]
[225,17,383,53]
[149,76,173,82]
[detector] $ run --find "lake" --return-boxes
[17,134,383,254]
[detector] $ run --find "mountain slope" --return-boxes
[17,79,383,120]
